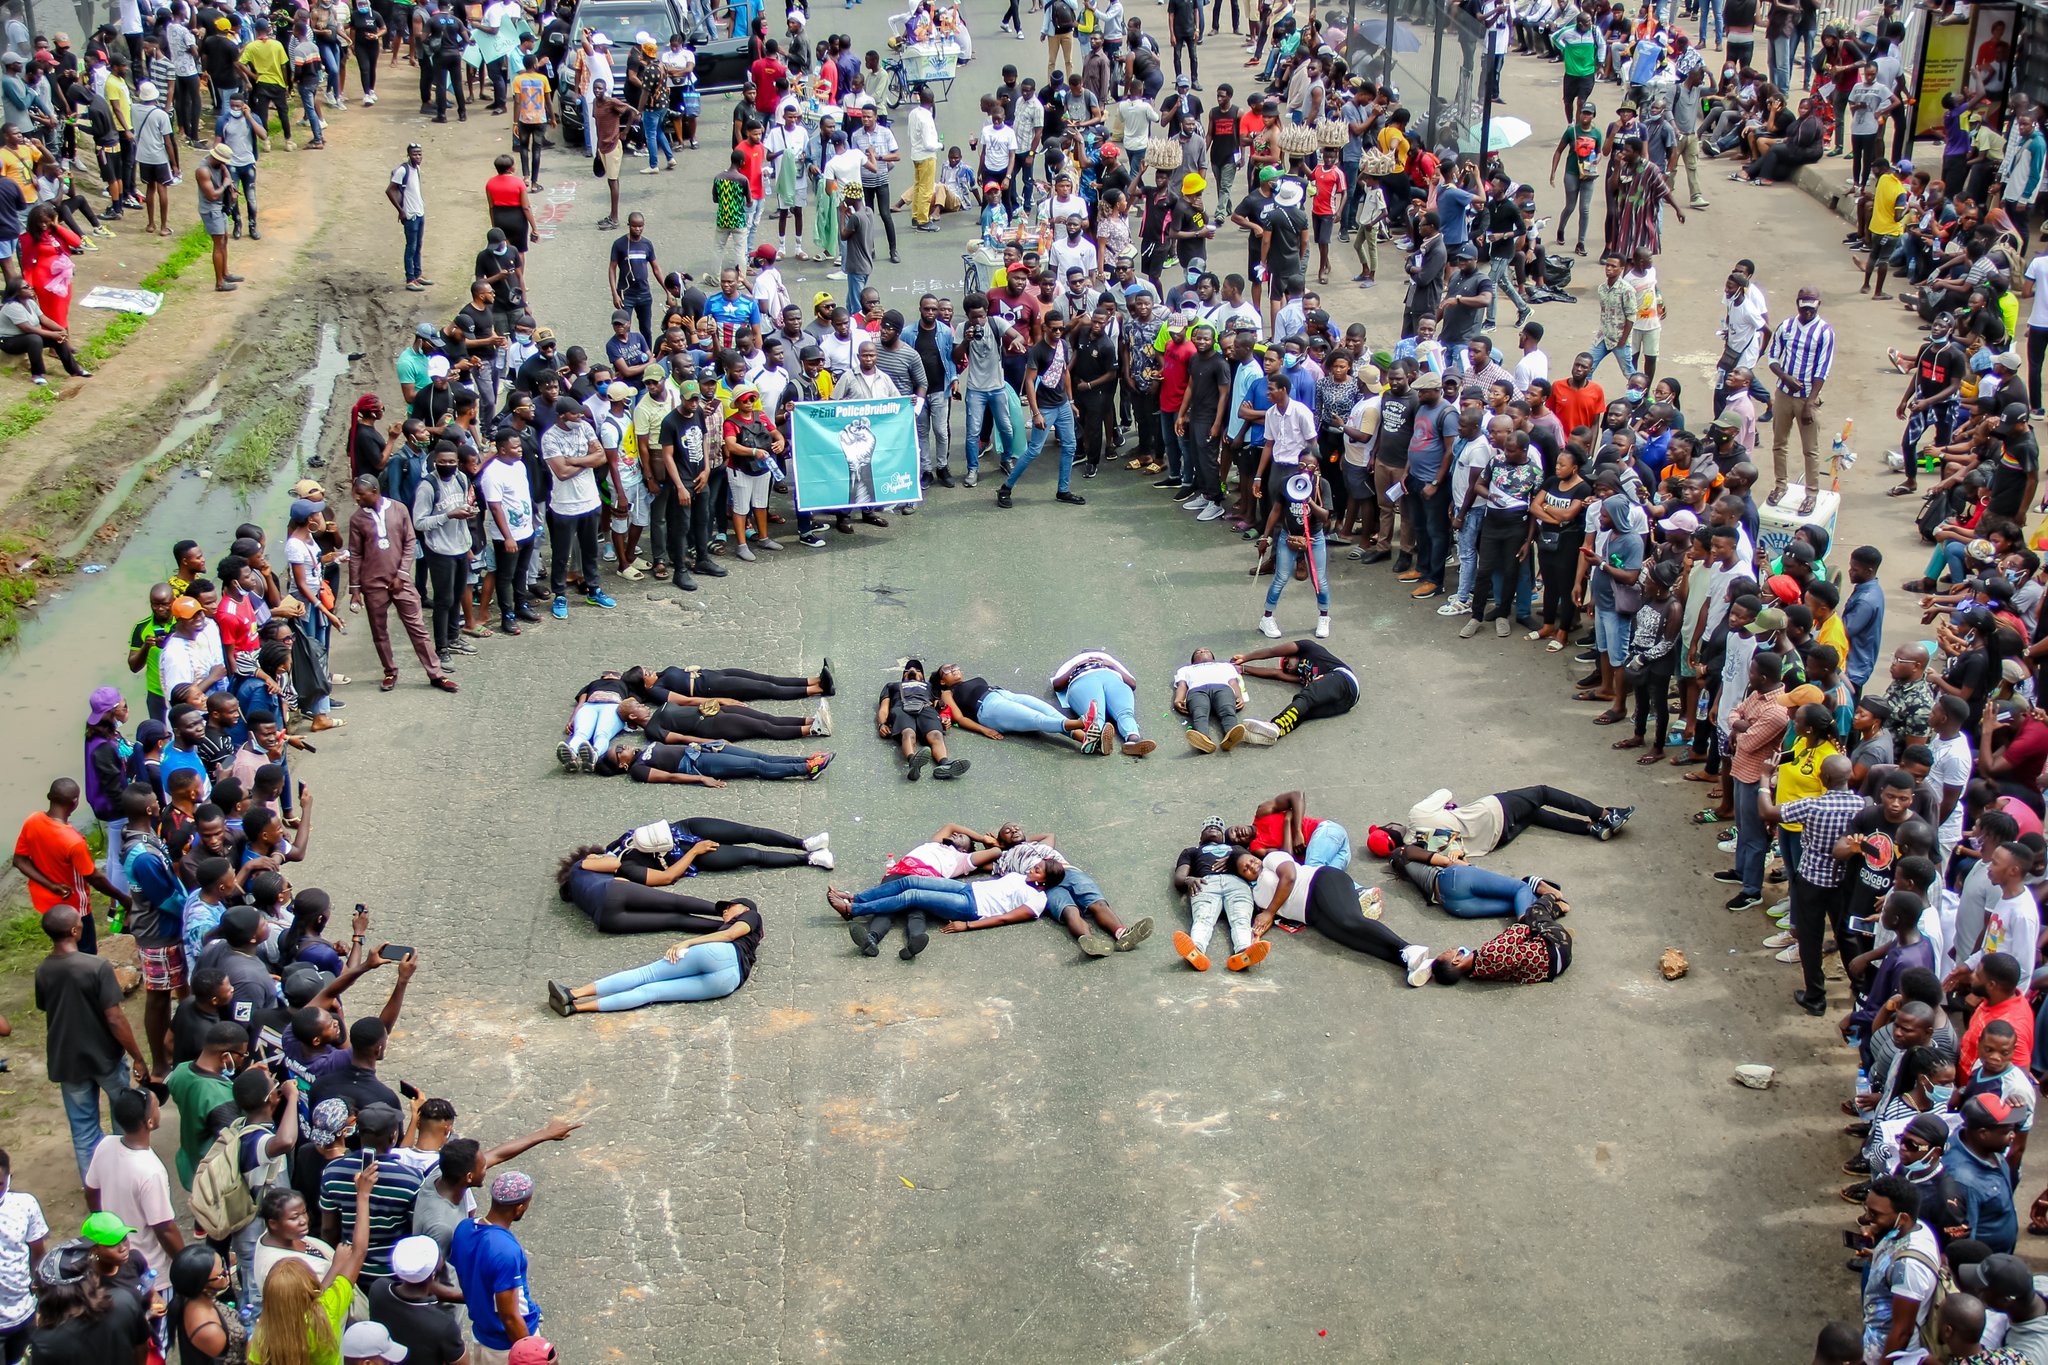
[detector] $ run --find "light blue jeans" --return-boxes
[1189,872,1253,952]
[1586,337,1635,379]
[1009,401,1076,493]
[845,272,868,315]
[1768,36,1795,93]
[569,701,626,752]
[1059,669,1139,741]
[1304,820,1363,894]
[1701,0,1724,44]
[592,941,744,1010]
[1453,512,1483,600]
[1265,532,1328,611]
[60,1057,131,1180]
[1435,864,1538,918]
[963,387,1014,472]
[974,689,1072,736]
[642,108,672,168]
[849,874,980,920]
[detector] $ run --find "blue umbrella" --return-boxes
[1348,17,1424,52]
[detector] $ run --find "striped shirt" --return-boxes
[319,1151,427,1280]
[1767,314,1836,392]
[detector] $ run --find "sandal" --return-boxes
[1682,770,1718,783]
[1544,638,1564,652]
[1612,736,1645,750]
[332,674,352,686]
[1637,750,1664,765]
[1670,752,1703,766]
[309,715,346,731]
[462,625,494,638]
[1126,457,1147,470]
[1887,484,1916,497]
[1591,710,1626,725]
[1690,810,1725,825]
[1571,688,1604,702]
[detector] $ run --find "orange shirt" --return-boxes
[13,811,94,913]
[1549,377,1607,436]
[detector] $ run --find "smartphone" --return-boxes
[378,943,416,962]
[1847,915,1878,936]
[399,1080,421,1102]
[355,903,367,916]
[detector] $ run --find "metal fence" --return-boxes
[1335,0,1491,154]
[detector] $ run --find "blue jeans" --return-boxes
[296,84,324,141]
[1594,605,1632,666]
[845,273,868,315]
[60,1057,131,1180]
[592,941,744,1010]
[641,108,672,168]
[1158,411,1189,483]
[1265,531,1328,611]
[974,689,1071,736]
[1044,866,1105,918]
[402,214,425,282]
[690,744,812,780]
[1059,669,1139,740]
[850,874,980,920]
[1435,864,1538,918]
[1485,253,1528,327]
[1453,512,1483,600]
[1734,777,1768,896]
[1008,400,1076,493]
[963,387,1014,472]
[1701,0,1724,43]
[1304,820,1363,893]
[1587,337,1635,379]
[1768,36,1794,92]
[569,701,626,752]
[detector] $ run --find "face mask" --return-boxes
[1625,388,1643,404]
[1283,354,1301,369]
[1905,1153,1938,1177]
[1927,1082,1955,1106]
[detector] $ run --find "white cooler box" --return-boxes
[1755,486,1841,567]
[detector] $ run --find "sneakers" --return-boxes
[1182,492,1208,509]
[1257,615,1282,638]
[1315,615,1330,639]
[799,531,827,548]
[1710,869,1744,884]
[756,538,785,552]
[1437,597,1471,617]
[556,740,576,770]
[803,832,831,852]
[1077,933,1115,957]
[1226,938,1271,971]
[1055,491,1086,505]
[932,758,971,779]
[905,753,929,782]
[585,589,617,608]
[735,542,757,561]
[1726,892,1763,911]
[1396,568,1423,583]
[1185,728,1218,752]
[551,595,569,620]
[1220,723,1247,750]
[1459,619,1483,639]
[1197,502,1226,521]
[963,469,979,488]
[1716,833,1738,854]
[1173,929,1211,971]
[1593,805,1634,840]
[1763,930,1796,949]
[1410,580,1441,599]
[807,848,836,869]
[576,742,596,772]
[1238,718,1280,746]
[1401,943,1433,987]
[813,699,833,735]
[1115,918,1153,951]
[1774,944,1801,964]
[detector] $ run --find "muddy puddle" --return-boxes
[0,323,350,803]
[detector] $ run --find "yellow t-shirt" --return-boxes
[1868,173,1906,237]
[103,73,131,132]
[1377,126,1409,173]
[1816,614,1849,667]
[511,69,551,125]
[0,147,37,202]
[1774,736,1842,831]
[242,38,290,88]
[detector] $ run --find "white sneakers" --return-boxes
[808,848,836,869]
[803,832,830,851]
[1402,944,1433,987]
[1238,718,1280,746]
[1257,615,1282,638]
[1197,503,1225,521]
[1182,492,1207,509]
[1436,596,1471,617]
[1314,615,1330,639]
[1763,930,1795,949]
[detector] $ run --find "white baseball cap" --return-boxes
[389,1235,440,1285]
[339,1322,409,1361]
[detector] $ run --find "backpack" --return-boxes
[189,1116,262,1239]
[1050,0,1076,29]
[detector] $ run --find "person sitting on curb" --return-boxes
[877,659,971,781]
[1171,819,1268,972]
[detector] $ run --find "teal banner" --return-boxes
[789,397,922,512]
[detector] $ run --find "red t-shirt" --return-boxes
[990,288,1041,338]
[14,811,93,913]
[749,58,786,113]
[1158,339,1196,413]
[485,172,525,208]
[1960,993,2036,1075]
[1250,811,1322,856]
[1550,378,1607,436]
[740,141,766,199]
[214,594,259,661]
[2001,718,2048,790]
[1311,165,1346,217]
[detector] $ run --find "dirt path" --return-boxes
[0,80,531,559]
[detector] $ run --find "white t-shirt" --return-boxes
[1929,732,1974,851]
[977,122,1018,173]
[899,841,973,878]
[1512,347,1549,393]
[1253,850,1315,924]
[478,457,537,542]
[161,623,227,697]
[1343,394,1379,466]
[542,422,602,516]
[1449,437,1495,506]
[0,1190,49,1330]
[969,871,1047,919]
[389,161,425,218]
[284,533,322,599]
[1174,660,1240,691]
[1404,788,1507,854]
[1049,234,1098,281]
[84,1138,179,1282]
[1977,887,2042,979]
[2029,255,2048,330]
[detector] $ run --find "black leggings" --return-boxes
[862,184,898,256]
[673,817,809,870]
[1631,659,1677,744]
[1494,784,1606,846]
[679,704,810,742]
[657,667,811,702]
[1210,0,1239,31]
[355,37,379,93]
[578,879,722,933]
[1302,867,1412,966]
[1538,532,1582,630]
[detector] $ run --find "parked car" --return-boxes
[557,0,751,140]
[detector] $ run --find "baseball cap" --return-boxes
[1958,1252,2036,1300]
[288,499,322,526]
[1778,683,1826,708]
[87,685,124,724]
[80,1212,135,1247]
[605,381,633,401]
[752,243,779,262]
[588,29,612,44]
[339,1322,409,1361]
[425,355,451,379]
[1656,509,1699,534]
[1258,165,1282,184]
[389,1235,440,1285]
[1709,407,1742,430]
[291,478,325,499]
[1895,157,1915,173]
[170,596,202,620]
[282,967,335,1009]
[2003,401,2032,426]
[1765,573,1803,605]
[1994,350,2023,370]
[1365,825,1396,857]
[507,1339,558,1365]
[1751,606,1788,633]
[1963,1094,2019,1129]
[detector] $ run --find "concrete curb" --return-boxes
[1790,158,1860,227]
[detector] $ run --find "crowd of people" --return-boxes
[8,0,2048,1353]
